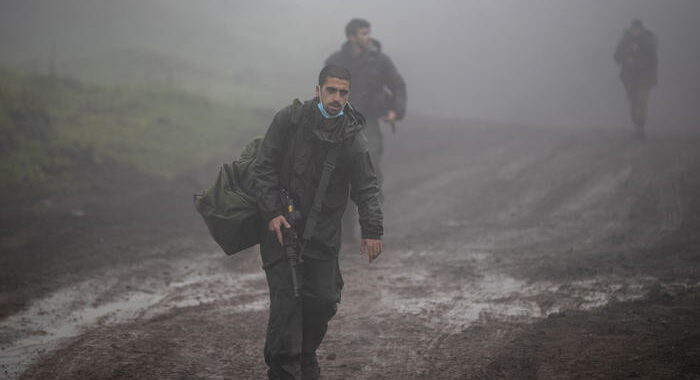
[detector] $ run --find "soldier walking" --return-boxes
[614,19,658,139]
[252,65,383,379]
[326,18,406,239]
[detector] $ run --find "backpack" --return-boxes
[193,99,341,256]
[193,137,263,255]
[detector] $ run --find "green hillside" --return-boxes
[18,46,296,109]
[0,68,266,201]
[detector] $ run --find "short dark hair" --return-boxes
[345,18,370,37]
[318,65,351,86]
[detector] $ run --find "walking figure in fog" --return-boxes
[252,65,383,379]
[614,19,658,139]
[326,18,406,239]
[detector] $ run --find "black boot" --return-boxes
[267,355,302,380]
[301,352,320,380]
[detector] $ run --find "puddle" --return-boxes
[2,245,698,379]
[382,273,657,334]
[379,250,661,335]
[0,256,266,379]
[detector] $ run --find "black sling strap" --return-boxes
[260,142,342,271]
[301,142,341,242]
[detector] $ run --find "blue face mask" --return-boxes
[317,101,345,119]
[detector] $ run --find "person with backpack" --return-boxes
[614,19,658,139]
[252,64,383,380]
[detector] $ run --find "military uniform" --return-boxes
[326,39,405,237]
[614,23,658,137]
[252,98,383,379]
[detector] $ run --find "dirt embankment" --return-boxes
[3,119,700,379]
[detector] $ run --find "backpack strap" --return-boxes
[301,143,341,242]
[289,98,304,126]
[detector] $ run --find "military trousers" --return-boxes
[623,80,651,137]
[261,241,344,380]
[363,118,384,188]
[342,118,383,240]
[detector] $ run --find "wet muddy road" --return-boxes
[3,119,700,379]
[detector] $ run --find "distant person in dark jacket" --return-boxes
[252,65,383,380]
[614,19,658,139]
[326,18,406,239]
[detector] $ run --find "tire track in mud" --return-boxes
[321,244,680,379]
[320,127,700,378]
[0,251,268,379]
[6,125,700,379]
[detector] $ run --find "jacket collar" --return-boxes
[340,39,381,59]
[305,98,365,143]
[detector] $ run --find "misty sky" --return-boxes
[2,0,699,128]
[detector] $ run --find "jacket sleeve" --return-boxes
[348,134,384,239]
[382,55,407,120]
[252,107,293,222]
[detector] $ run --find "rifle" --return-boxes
[280,189,304,298]
[277,143,341,298]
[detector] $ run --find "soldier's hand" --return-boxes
[382,110,397,123]
[269,215,291,246]
[360,239,383,263]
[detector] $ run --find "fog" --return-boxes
[2,0,699,128]
[4,2,700,378]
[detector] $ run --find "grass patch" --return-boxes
[0,67,266,201]
[18,46,295,109]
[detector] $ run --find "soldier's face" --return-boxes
[315,77,350,116]
[631,25,642,36]
[350,27,372,50]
